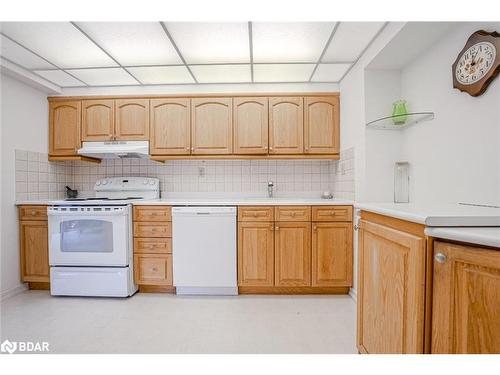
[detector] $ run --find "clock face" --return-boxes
[455,41,497,85]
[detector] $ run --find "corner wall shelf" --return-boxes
[366,112,434,130]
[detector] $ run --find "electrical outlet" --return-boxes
[198,166,206,177]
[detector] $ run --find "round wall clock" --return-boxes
[452,30,500,97]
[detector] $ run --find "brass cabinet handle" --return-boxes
[31,210,37,215]
[275,226,280,230]
[269,225,274,231]
[152,267,158,272]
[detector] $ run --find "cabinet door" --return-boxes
[82,100,114,141]
[312,222,352,287]
[134,254,173,286]
[233,97,268,154]
[238,222,274,286]
[432,241,500,354]
[275,222,311,286]
[304,96,339,154]
[357,219,426,354]
[49,101,81,156]
[150,98,190,155]
[115,99,149,140]
[269,97,303,154]
[191,98,232,154]
[20,221,49,283]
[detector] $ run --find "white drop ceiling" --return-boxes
[0,22,386,87]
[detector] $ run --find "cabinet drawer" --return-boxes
[133,222,172,238]
[134,238,172,254]
[238,206,274,221]
[312,206,353,222]
[133,206,171,222]
[19,205,47,221]
[275,206,311,221]
[134,254,172,286]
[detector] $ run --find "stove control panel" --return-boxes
[95,177,160,192]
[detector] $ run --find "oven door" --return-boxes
[48,205,131,267]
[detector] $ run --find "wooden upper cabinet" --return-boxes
[274,222,311,286]
[432,241,500,354]
[115,99,149,140]
[269,97,303,154]
[312,222,352,287]
[233,97,268,154]
[82,99,114,141]
[238,222,275,287]
[150,98,191,155]
[191,98,232,154]
[357,218,426,354]
[304,96,339,154]
[49,101,81,156]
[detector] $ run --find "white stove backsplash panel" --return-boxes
[15,146,355,200]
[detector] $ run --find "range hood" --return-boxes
[77,141,149,159]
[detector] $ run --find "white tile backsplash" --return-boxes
[15,147,355,201]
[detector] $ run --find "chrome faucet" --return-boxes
[267,181,274,198]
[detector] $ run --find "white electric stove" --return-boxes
[48,177,159,297]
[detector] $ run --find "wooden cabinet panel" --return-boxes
[191,98,232,154]
[150,98,191,155]
[238,206,274,222]
[312,206,352,222]
[20,220,49,283]
[133,222,171,238]
[432,241,500,354]
[304,97,339,154]
[19,205,47,221]
[115,99,149,140]
[49,101,81,156]
[275,222,311,286]
[134,238,172,254]
[269,97,303,154]
[275,206,311,222]
[238,222,275,286]
[134,254,173,285]
[133,206,171,222]
[357,218,426,354]
[82,100,114,141]
[312,222,352,287]
[233,97,268,154]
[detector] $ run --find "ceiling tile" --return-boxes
[0,22,117,68]
[127,66,194,84]
[33,70,85,87]
[166,23,249,64]
[311,63,351,82]
[0,34,54,70]
[254,64,315,82]
[190,64,251,83]
[66,68,138,86]
[322,22,385,62]
[252,22,336,63]
[76,22,182,66]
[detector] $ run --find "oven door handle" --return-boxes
[47,209,129,216]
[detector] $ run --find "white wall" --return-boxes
[400,22,500,205]
[0,73,48,297]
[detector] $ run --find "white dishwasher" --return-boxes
[172,206,237,295]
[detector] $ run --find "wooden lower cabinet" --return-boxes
[275,222,311,286]
[133,205,174,292]
[237,222,274,286]
[357,213,426,354]
[134,254,173,286]
[238,205,353,294]
[431,241,500,354]
[18,205,50,288]
[312,222,352,287]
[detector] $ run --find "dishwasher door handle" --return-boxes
[195,212,211,215]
